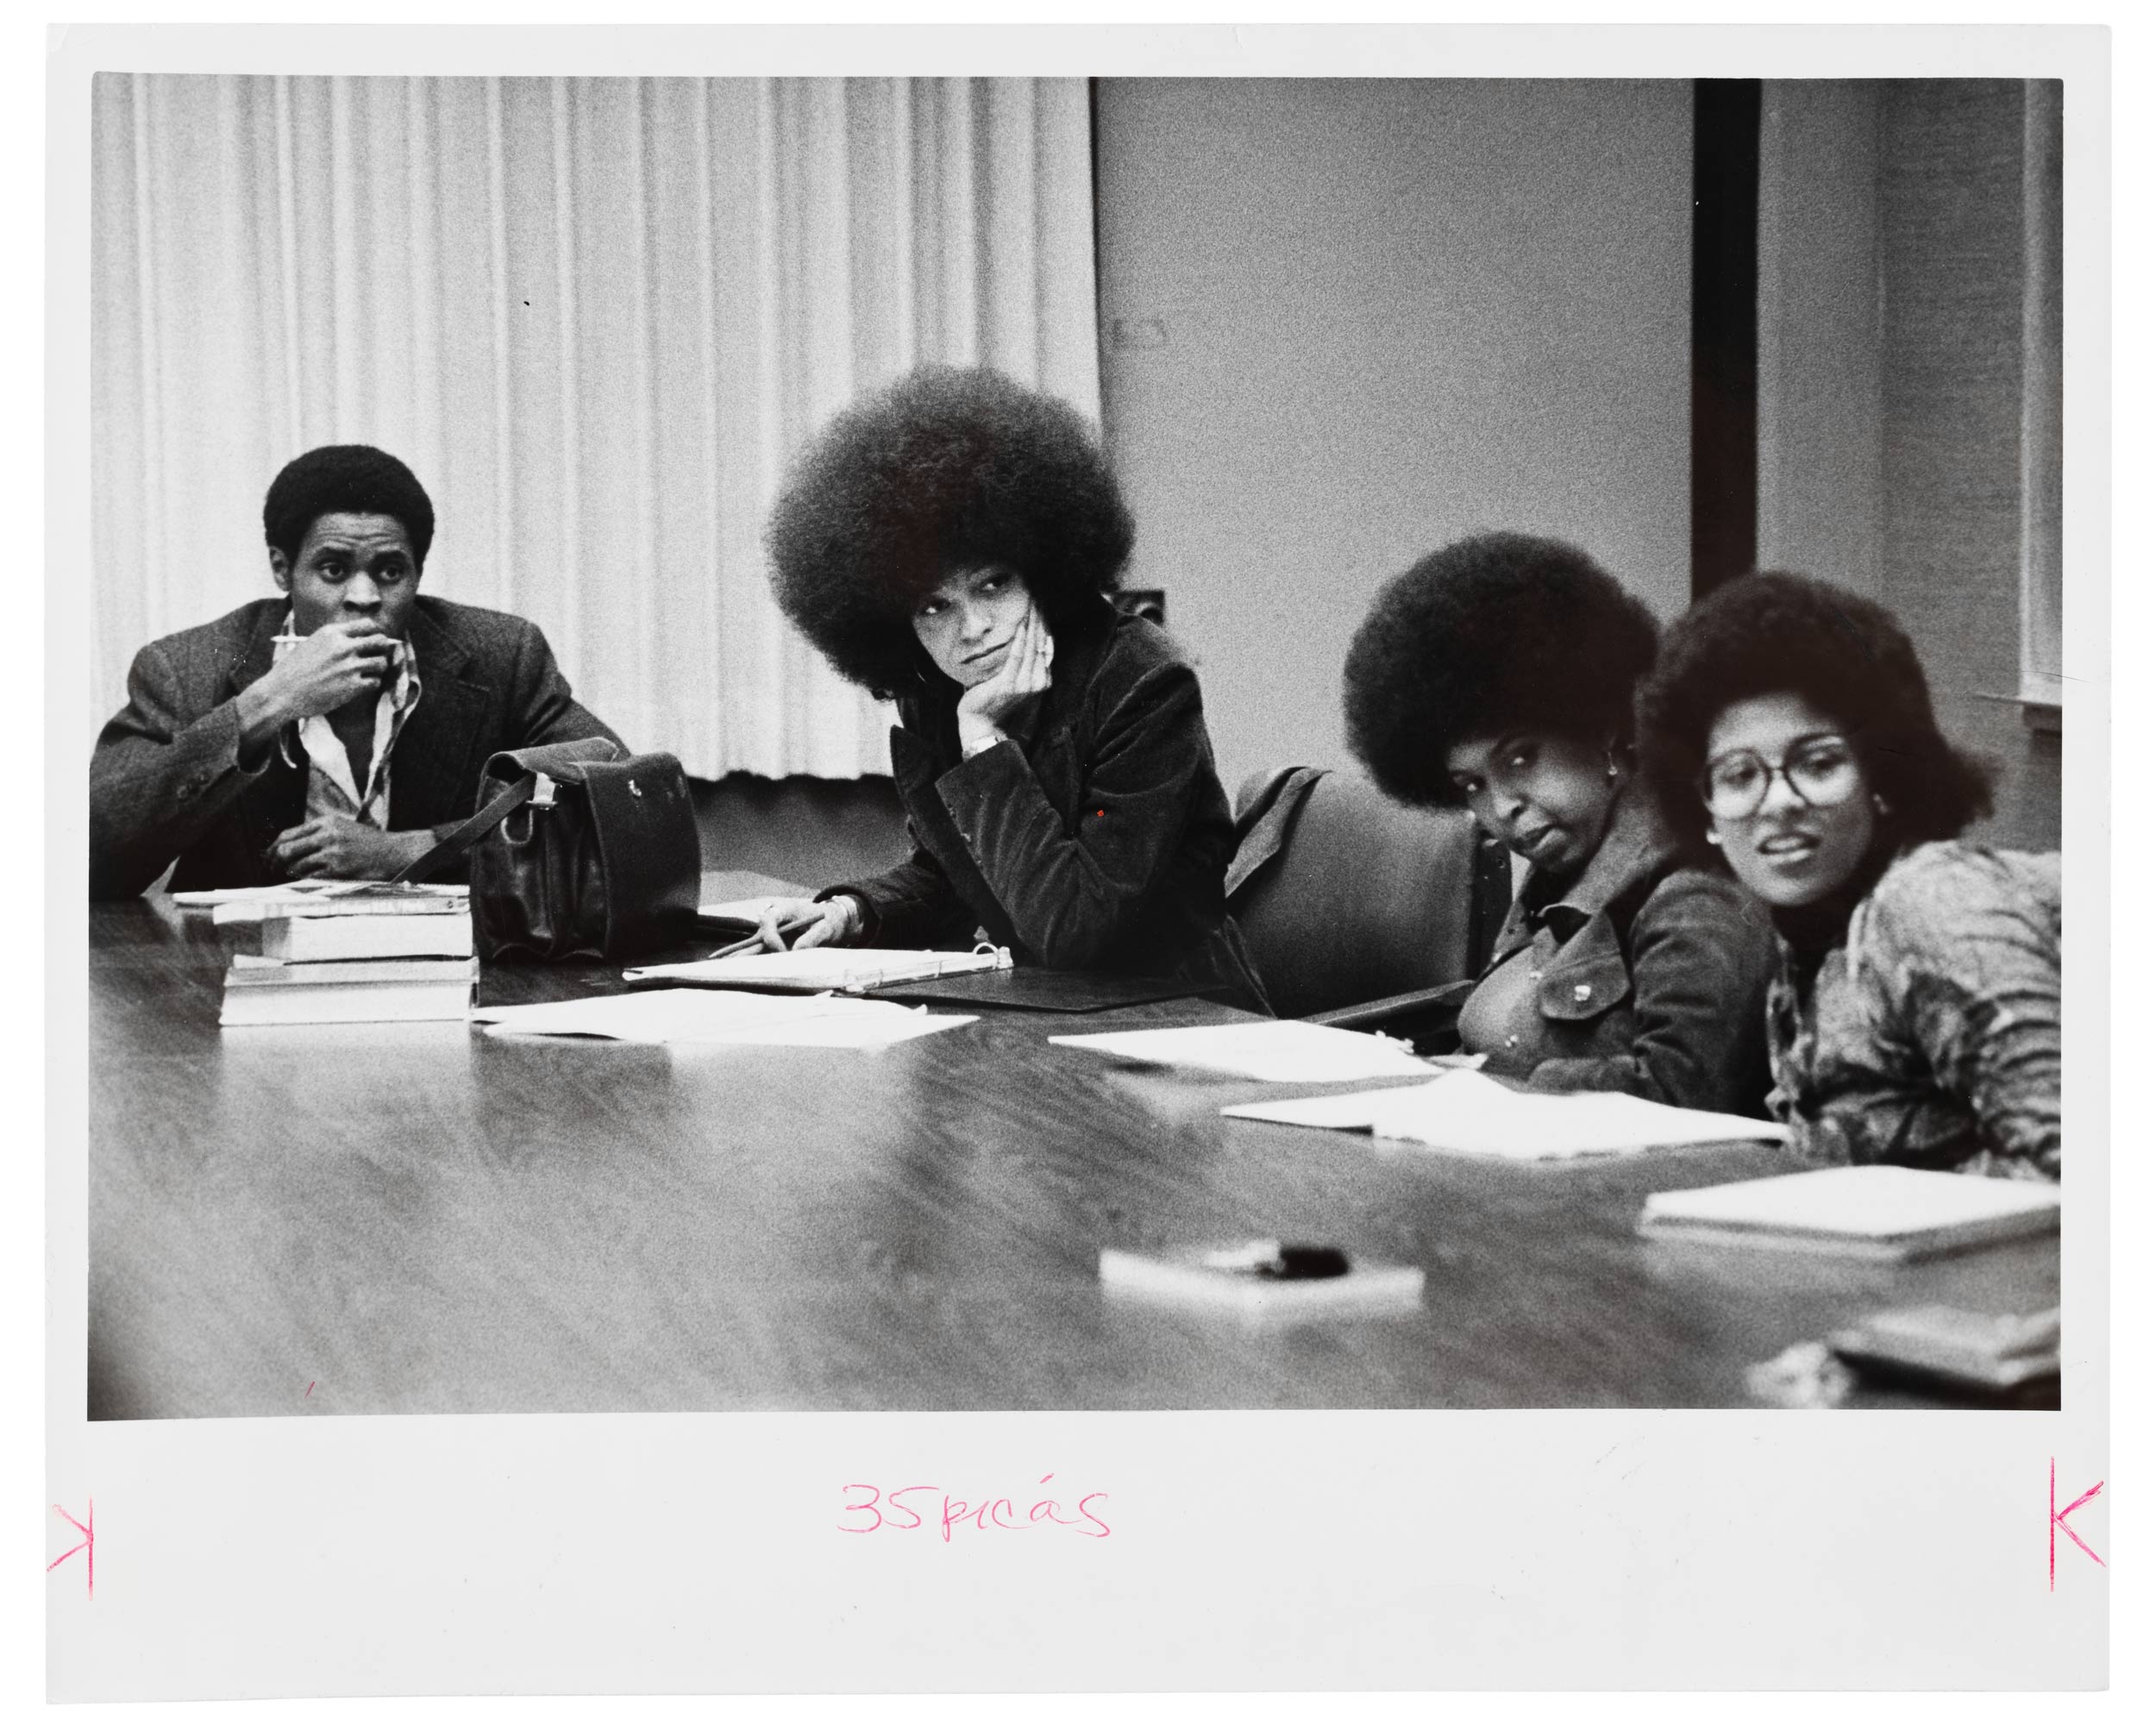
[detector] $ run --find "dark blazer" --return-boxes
[831,599,1267,1008]
[1457,787,1777,1113]
[90,596,620,899]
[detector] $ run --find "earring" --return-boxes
[1605,756,1620,781]
[1705,831,1722,847]
[1872,794,1891,817]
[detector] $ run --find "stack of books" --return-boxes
[216,884,476,1026]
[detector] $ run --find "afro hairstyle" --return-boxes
[1342,531,1660,809]
[764,366,1135,692]
[1636,570,1993,861]
[262,444,436,570]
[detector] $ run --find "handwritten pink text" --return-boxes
[839,1474,1110,1541]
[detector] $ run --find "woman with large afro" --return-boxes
[1636,572,2058,1179]
[754,365,1266,1008]
[1342,532,1777,1112]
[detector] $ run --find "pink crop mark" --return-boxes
[2049,1458,2105,1589]
[48,1500,93,1598]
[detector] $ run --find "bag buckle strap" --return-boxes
[386,769,545,885]
[530,772,556,810]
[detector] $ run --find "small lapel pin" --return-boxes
[1573,982,1593,1001]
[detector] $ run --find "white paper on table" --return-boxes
[470,986,975,1048]
[1221,1085,1439,1129]
[1049,1019,1433,1083]
[1224,1068,1789,1159]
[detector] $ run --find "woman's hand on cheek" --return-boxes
[957,600,1053,756]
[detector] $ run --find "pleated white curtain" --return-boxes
[90,74,1102,778]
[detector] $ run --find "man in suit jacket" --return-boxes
[91,444,621,899]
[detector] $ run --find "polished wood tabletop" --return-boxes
[87,878,2059,1418]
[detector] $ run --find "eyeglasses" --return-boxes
[1699,734,1863,819]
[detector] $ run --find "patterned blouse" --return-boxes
[1766,841,2061,1180]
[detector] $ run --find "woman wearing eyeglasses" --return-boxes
[1342,532,1777,1112]
[1637,572,2059,1180]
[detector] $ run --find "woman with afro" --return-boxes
[1636,573,2059,1179]
[754,366,1266,1007]
[1342,532,1776,1112]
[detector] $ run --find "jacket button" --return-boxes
[175,783,194,800]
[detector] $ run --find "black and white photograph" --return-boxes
[44,17,2114,1704]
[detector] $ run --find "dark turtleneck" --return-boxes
[1770,839,1902,982]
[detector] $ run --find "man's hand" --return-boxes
[236,620,398,757]
[270,814,433,881]
[956,599,1054,758]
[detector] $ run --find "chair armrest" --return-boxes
[1306,979,1476,1052]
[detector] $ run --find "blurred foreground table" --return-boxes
[86,876,2059,1417]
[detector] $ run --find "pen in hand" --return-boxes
[708,917,818,960]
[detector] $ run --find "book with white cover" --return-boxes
[225,956,477,987]
[1222,1069,1788,1158]
[177,881,467,909]
[1830,1304,2061,1389]
[219,957,475,1026]
[1638,1164,2061,1261]
[186,881,468,925]
[261,913,475,962]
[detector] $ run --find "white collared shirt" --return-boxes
[273,612,425,828]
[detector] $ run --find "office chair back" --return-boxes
[1226,767,1511,1020]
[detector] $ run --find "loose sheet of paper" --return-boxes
[1223,1068,1789,1157]
[471,986,975,1048]
[1049,1019,1433,1082]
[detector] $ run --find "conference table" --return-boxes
[86,874,2060,1419]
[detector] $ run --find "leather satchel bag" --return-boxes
[392,737,702,962]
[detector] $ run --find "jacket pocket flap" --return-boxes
[1538,950,1633,1020]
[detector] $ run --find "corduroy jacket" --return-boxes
[830,599,1266,1008]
